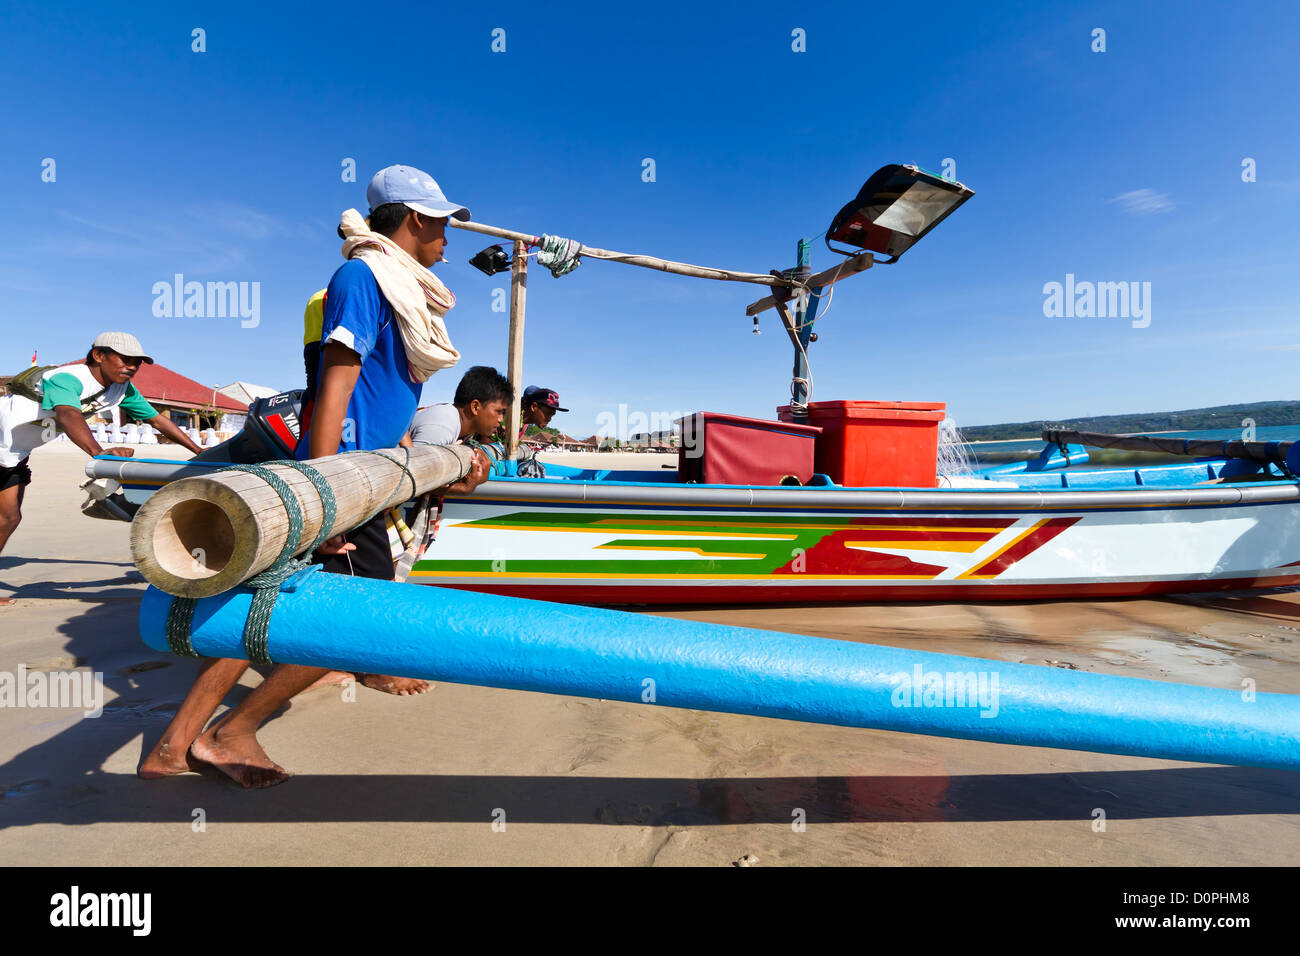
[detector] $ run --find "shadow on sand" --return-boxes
[1,588,1297,831]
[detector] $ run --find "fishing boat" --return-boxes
[87,164,1300,605]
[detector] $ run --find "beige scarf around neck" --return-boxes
[338,208,460,382]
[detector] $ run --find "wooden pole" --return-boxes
[451,218,787,288]
[506,238,527,460]
[130,443,474,598]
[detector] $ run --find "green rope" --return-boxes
[162,448,432,666]
[537,234,582,278]
[239,558,314,665]
[274,459,338,556]
[165,594,199,657]
[224,463,305,570]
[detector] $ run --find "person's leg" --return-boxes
[0,465,30,554]
[138,656,250,778]
[0,466,29,606]
[190,662,331,788]
[315,513,432,697]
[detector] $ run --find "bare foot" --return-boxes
[190,726,290,789]
[306,670,354,692]
[359,674,433,696]
[138,740,210,779]
[0,597,15,607]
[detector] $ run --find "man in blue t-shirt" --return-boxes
[140,165,472,789]
[295,260,421,458]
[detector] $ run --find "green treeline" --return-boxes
[963,401,1300,442]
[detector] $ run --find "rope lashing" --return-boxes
[789,377,812,416]
[536,234,583,278]
[165,459,337,665]
[163,449,429,665]
[165,591,199,657]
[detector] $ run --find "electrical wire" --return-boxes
[790,330,814,413]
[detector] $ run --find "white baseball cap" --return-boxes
[366,164,471,221]
[92,331,154,364]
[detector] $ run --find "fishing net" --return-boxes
[935,417,976,478]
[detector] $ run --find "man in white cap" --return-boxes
[0,333,204,585]
[142,165,486,788]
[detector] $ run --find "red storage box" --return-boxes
[777,400,945,488]
[677,412,821,486]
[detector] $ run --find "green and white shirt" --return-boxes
[0,363,158,467]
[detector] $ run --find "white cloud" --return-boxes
[1108,189,1176,215]
[44,205,294,272]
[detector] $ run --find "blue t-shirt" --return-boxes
[296,259,422,457]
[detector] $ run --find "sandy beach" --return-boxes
[1,443,1297,866]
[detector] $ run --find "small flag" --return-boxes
[30,350,37,366]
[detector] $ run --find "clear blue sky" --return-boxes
[3,1,1299,433]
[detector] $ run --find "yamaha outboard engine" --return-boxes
[193,389,304,464]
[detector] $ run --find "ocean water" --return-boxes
[966,424,1300,462]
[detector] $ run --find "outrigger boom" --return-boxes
[451,218,790,287]
[449,164,969,446]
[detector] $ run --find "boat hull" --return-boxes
[413,481,1300,604]
[91,458,1300,605]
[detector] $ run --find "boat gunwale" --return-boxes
[88,457,1300,511]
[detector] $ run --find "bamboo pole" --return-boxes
[450,219,788,287]
[130,444,474,599]
[505,238,527,460]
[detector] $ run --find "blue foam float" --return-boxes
[139,570,1300,771]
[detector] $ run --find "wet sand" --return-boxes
[1,444,1297,866]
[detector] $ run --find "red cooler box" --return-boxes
[777,401,945,488]
[677,412,821,486]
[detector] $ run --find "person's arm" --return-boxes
[310,342,363,555]
[115,383,202,456]
[39,373,129,459]
[147,414,204,455]
[52,406,132,458]
[309,342,362,459]
[442,447,491,495]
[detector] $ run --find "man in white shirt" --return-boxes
[409,365,511,494]
[1,333,203,589]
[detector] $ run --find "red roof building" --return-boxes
[47,359,248,432]
[129,363,248,413]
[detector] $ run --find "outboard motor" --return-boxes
[193,389,304,464]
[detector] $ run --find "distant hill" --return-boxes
[962,401,1300,442]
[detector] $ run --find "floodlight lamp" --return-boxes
[826,164,974,261]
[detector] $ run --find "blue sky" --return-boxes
[3,0,1299,434]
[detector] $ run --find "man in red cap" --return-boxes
[519,385,567,446]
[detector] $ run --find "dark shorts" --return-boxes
[0,459,32,492]
[310,511,394,581]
